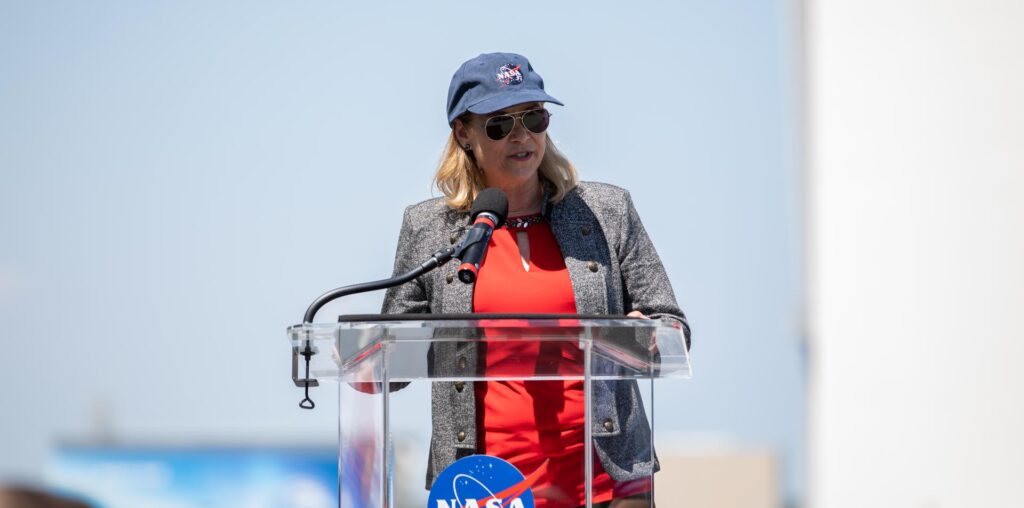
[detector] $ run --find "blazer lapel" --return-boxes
[549,194,610,315]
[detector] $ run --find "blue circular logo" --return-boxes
[428,455,536,508]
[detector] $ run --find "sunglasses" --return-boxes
[482,108,551,140]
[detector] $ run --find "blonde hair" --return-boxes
[433,130,579,211]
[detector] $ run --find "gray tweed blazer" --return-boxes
[381,181,690,487]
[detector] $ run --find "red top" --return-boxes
[472,218,649,507]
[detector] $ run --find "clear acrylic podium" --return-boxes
[287,314,691,508]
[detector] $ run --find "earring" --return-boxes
[463,144,471,151]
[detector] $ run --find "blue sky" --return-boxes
[0,0,803,501]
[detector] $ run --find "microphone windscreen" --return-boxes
[470,188,509,228]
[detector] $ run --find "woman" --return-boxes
[382,52,689,508]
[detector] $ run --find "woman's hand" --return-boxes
[627,311,658,351]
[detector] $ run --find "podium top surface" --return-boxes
[287,315,691,382]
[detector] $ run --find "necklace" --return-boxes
[504,214,545,230]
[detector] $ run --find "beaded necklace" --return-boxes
[504,214,545,230]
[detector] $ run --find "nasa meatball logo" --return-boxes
[428,455,539,508]
[495,63,524,87]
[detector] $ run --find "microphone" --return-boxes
[456,188,508,283]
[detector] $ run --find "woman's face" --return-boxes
[454,102,547,189]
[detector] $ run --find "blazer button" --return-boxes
[457,356,467,370]
[446,273,454,284]
[602,419,615,432]
[587,261,599,272]
[454,381,465,392]
[581,226,591,236]
[456,431,467,442]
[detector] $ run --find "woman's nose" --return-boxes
[507,118,530,141]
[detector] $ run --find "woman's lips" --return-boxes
[508,151,533,161]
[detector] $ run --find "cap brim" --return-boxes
[466,90,564,116]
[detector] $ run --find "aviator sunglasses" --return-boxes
[482,108,551,141]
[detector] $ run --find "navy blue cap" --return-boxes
[446,52,563,125]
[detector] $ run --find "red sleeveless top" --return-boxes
[472,217,649,507]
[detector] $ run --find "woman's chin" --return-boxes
[482,163,540,186]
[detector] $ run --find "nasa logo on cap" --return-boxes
[495,63,524,87]
[428,455,538,508]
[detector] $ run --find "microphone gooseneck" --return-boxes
[302,245,456,324]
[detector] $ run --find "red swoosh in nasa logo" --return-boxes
[492,459,547,507]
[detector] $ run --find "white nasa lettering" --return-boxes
[436,501,456,508]
[508,499,525,508]
[485,499,502,508]
[463,500,480,508]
